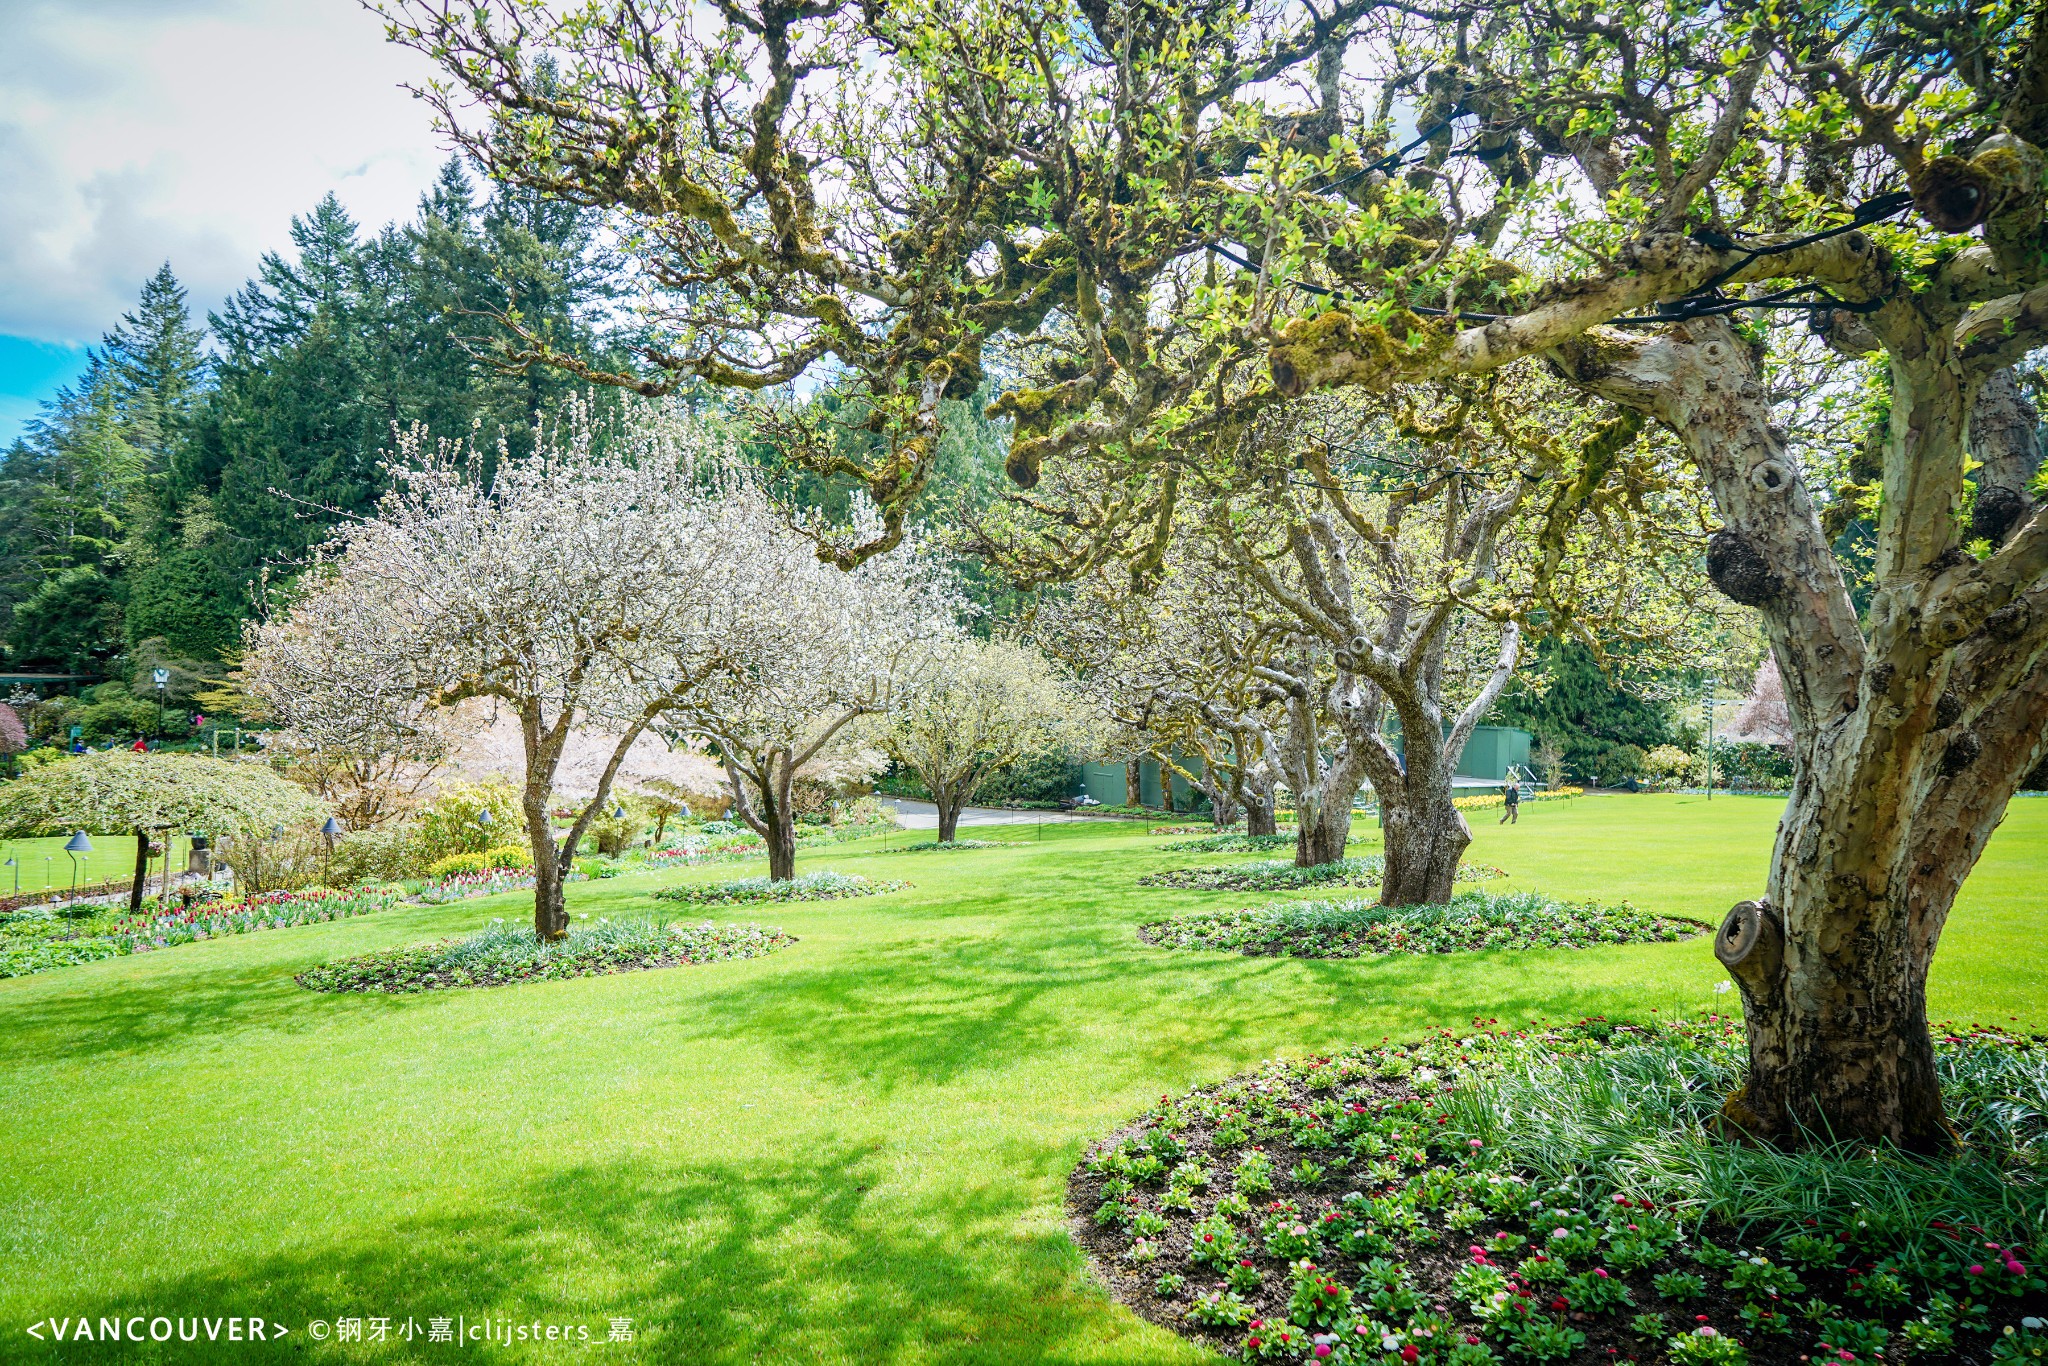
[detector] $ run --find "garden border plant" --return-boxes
[651,869,908,906]
[1137,891,1709,960]
[1139,857,1504,893]
[296,913,794,993]
[1067,1019,2046,1365]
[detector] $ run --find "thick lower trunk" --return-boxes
[1377,798,1472,906]
[1715,778,1960,1151]
[937,801,962,843]
[1295,795,1355,866]
[1245,798,1279,837]
[1125,759,1143,807]
[1205,775,1242,830]
[129,827,149,915]
[765,816,798,881]
[532,857,569,941]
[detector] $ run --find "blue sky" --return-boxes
[0,0,447,446]
[0,337,90,441]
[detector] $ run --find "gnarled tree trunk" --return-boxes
[1377,793,1473,907]
[1561,317,2048,1148]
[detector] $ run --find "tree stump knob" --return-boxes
[1715,898,1783,982]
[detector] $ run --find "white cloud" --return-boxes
[0,0,451,344]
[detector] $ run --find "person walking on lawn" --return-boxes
[1499,779,1520,825]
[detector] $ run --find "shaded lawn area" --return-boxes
[0,795,2041,1363]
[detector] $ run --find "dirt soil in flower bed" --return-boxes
[1067,1021,2047,1365]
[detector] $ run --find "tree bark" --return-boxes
[1556,317,2048,1149]
[936,798,963,843]
[763,811,798,880]
[1377,794,1473,907]
[1125,758,1143,807]
[1244,796,1279,837]
[129,827,149,916]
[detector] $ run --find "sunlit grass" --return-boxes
[1,795,2042,1363]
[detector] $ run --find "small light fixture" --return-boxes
[321,817,343,838]
[64,831,93,854]
[478,809,493,826]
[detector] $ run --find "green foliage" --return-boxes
[975,750,1084,805]
[0,749,322,841]
[410,781,522,867]
[1492,641,1676,788]
[424,845,535,879]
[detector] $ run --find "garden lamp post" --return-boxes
[321,816,343,884]
[65,831,91,897]
[4,856,15,895]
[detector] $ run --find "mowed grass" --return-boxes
[0,833,195,894]
[0,795,2041,1364]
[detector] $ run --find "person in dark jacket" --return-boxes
[1499,780,1520,824]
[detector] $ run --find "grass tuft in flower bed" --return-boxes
[894,839,1003,852]
[1070,1018,2047,1366]
[1138,856,1504,893]
[1139,890,1707,958]
[297,914,794,993]
[1159,833,1302,853]
[651,869,907,905]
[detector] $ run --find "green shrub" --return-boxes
[330,827,428,884]
[424,844,534,878]
[412,781,521,865]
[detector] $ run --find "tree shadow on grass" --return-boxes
[12,1147,1196,1366]
[659,899,1693,1097]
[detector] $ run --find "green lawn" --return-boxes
[1,795,2041,1362]
[0,833,194,896]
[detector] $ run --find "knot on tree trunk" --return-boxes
[1969,485,2028,544]
[1706,529,1783,606]
[1940,730,1982,775]
[1934,690,1963,730]
[1714,898,1783,987]
[1985,601,2032,641]
[1912,155,1995,232]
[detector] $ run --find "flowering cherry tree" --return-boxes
[675,511,959,879]
[246,406,760,940]
[880,637,1090,843]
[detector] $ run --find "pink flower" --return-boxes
[1970,1264,1986,1275]
[1314,1349,1331,1360]
[1469,1139,1483,1149]
[1594,1268,1609,1278]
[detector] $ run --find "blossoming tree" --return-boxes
[245,407,760,940]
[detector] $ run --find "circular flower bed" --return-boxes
[1140,858,1504,893]
[651,870,908,905]
[1161,834,1304,853]
[1139,891,1707,959]
[1069,1019,2047,1365]
[297,915,793,993]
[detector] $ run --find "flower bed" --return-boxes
[1139,858,1504,893]
[1453,787,1584,812]
[297,915,793,993]
[651,870,908,905]
[1139,891,1706,959]
[411,867,586,905]
[0,885,406,979]
[1070,1018,2047,1365]
[1160,834,1303,854]
[895,839,1003,851]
